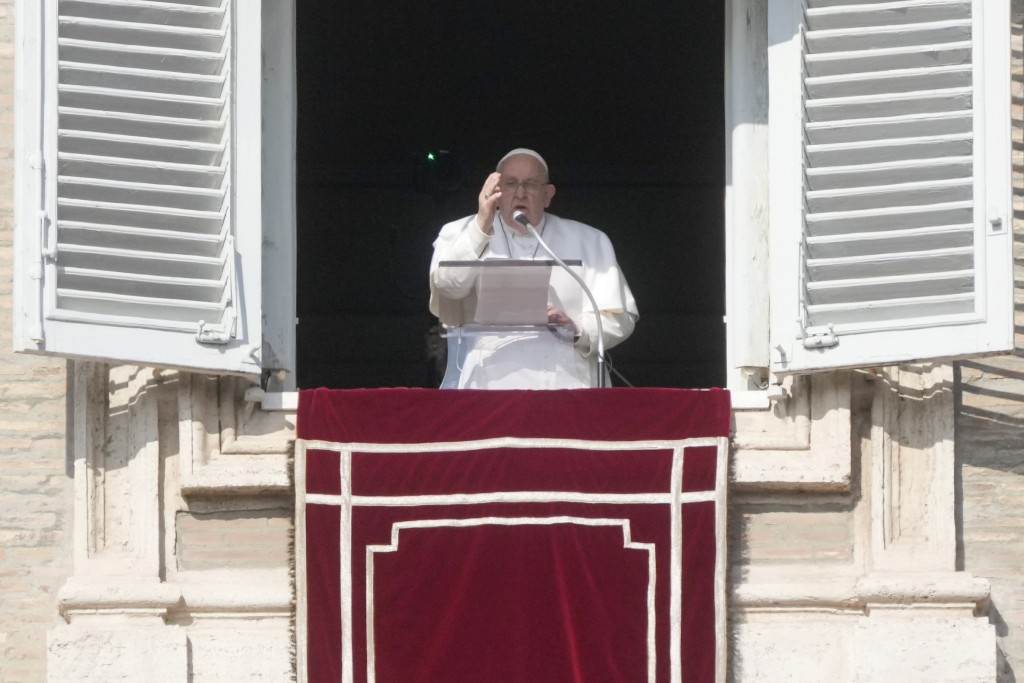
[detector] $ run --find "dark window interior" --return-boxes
[296,1,725,389]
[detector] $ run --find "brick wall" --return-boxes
[956,3,1024,681]
[0,2,74,681]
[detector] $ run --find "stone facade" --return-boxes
[1,2,1023,682]
[45,367,294,682]
[0,0,73,678]
[730,365,995,682]
[956,6,1024,681]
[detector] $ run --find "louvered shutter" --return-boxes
[767,0,1012,374]
[15,0,264,374]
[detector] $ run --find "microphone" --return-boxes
[512,211,607,388]
[512,210,531,231]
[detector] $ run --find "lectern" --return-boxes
[435,258,584,389]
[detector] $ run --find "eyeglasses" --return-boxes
[500,179,549,195]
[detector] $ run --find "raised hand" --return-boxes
[475,172,503,234]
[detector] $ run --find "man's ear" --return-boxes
[544,183,556,208]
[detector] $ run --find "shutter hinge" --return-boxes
[27,211,54,345]
[40,210,57,262]
[196,319,234,345]
[29,211,48,279]
[802,324,838,350]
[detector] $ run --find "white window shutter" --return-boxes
[14,0,264,375]
[767,0,1012,374]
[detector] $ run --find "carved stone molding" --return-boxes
[732,565,994,682]
[732,373,853,490]
[729,363,994,681]
[67,363,174,583]
[51,364,294,680]
[179,374,294,495]
[733,566,990,617]
[869,364,957,572]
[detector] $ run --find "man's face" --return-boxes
[497,154,556,229]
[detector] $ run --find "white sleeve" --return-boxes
[429,218,492,315]
[574,310,637,357]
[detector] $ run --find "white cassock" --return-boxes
[429,213,639,389]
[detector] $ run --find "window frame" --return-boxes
[12,0,1011,395]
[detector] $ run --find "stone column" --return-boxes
[47,365,295,681]
[47,363,187,681]
[850,364,993,682]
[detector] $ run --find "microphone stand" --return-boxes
[514,212,607,388]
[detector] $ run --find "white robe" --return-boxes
[430,213,638,389]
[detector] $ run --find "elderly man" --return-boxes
[429,148,638,389]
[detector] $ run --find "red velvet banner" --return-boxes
[297,388,730,683]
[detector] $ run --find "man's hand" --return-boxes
[547,305,579,342]
[476,172,503,234]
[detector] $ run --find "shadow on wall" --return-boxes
[953,8,1024,682]
[954,0,1024,467]
[957,351,1024,438]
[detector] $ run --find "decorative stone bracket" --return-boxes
[178,374,294,495]
[732,373,852,490]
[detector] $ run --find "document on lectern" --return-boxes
[473,261,550,325]
[436,259,582,326]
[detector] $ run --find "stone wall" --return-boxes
[0,1,74,680]
[0,0,1018,681]
[956,3,1024,681]
[44,367,294,682]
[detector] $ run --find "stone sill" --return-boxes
[731,569,991,615]
[248,378,853,493]
[249,390,770,412]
